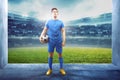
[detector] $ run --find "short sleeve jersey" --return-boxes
[45,19,64,40]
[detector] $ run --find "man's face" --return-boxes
[52,10,58,18]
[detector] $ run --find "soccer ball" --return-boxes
[40,35,49,43]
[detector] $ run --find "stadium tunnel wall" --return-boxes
[112,0,120,67]
[0,0,120,68]
[0,0,8,68]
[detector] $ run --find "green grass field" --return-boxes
[8,47,112,63]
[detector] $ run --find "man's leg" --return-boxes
[58,53,66,75]
[58,54,63,69]
[56,41,64,69]
[46,53,54,76]
[48,39,55,70]
[48,53,54,69]
[56,40,66,75]
[47,39,55,76]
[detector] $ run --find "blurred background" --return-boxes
[8,0,112,48]
[8,0,112,63]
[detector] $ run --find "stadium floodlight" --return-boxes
[22,13,28,17]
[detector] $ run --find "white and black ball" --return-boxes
[41,35,49,43]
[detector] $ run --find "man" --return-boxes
[39,8,66,76]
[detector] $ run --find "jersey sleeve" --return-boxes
[61,21,64,28]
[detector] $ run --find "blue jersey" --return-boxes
[45,19,64,40]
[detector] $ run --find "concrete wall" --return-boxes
[112,0,120,67]
[0,0,8,68]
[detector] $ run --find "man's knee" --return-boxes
[58,54,62,58]
[49,53,54,57]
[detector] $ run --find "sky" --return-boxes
[8,0,112,21]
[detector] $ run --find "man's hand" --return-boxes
[62,41,65,47]
[39,27,48,43]
[39,36,44,43]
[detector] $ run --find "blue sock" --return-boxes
[59,57,63,69]
[48,57,53,69]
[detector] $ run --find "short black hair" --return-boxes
[51,8,58,12]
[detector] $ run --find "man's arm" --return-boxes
[61,28,66,46]
[39,27,48,43]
